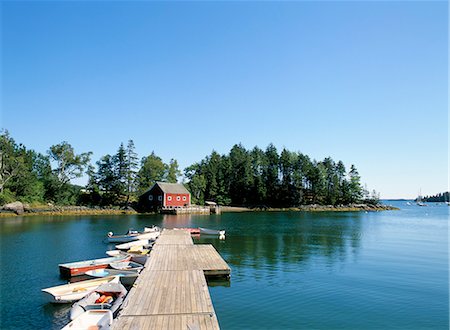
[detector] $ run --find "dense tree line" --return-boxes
[0,131,92,205]
[84,142,181,206]
[185,143,374,207]
[0,130,180,206]
[422,192,449,203]
[1,131,375,208]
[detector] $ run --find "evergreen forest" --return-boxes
[422,192,449,203]
[0,130,378,209]
[184,144,378,207]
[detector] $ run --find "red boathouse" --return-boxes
[142,182,191,209]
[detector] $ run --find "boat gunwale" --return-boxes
[58,256,129,268]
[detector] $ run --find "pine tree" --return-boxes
[125,140,139,206]
[113,143,127,200]
[229,144,253,205]
[250,147,267,206]
[166,159,181,184]
[279,148,297,207]
[264,144,280,206]
[96,154,117,205]
[348,165,363,203]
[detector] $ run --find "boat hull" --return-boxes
[85,269,139,286]
[42,276,118,304]
[115,239,152,250]
[106,227,160,243]
[105,250,123,257]
[109,261,144,271]
[106,235,140,243]
[70,282,127,320]
[60,264,113,278]
[59,256,130,278]
[130,254,148,266]
[199,227,225,235]
[42,289,91,304]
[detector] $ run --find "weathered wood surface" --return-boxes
[154,229,194,246]
[148,245,230,275]
[113,313,219,330]
[113,229,229,330]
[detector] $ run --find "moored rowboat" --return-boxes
[42,276,118,304]
[144,225,160,233]
[115,239,152,251]
[85,268,139,286]
[69,282,127,320]
[106,226,161,243]
[106,232,140,243]
[124,245,150,265]
[105,248,149,265]
[109,260,144,271]
[59,255,130,278]
[105,250,125,257]
[199,227,226,236]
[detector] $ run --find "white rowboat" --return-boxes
[42,276,119,304]
[106,226,160,243]
[115,239,152,250]
[69,282,127,320]
[105,248,149,265]
[110,261,144,271]
[105,250,124,257]
[199,227,226,236]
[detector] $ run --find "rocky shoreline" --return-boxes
[267,204,398,212]
[0,201,398,217]
[0,202,139,217]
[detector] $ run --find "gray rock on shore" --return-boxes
[3,201,25,215]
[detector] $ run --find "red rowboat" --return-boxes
[59,255,131,278]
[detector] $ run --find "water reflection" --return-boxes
[201,212,364,273]
[161,214,196,227]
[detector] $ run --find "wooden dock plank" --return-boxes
[155,229,194,245]
[114,314,220,330]
[147,244,230,275]
[113,229,229,330]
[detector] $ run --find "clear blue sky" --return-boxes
[1,1,448,199]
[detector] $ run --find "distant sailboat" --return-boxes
[416,189,426,206]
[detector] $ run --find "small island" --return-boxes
[421,191,450,203]
[0,131,396,217]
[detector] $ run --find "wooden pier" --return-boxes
[160,205,221,215]
[113,229,230,330]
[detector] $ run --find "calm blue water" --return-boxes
[0,201,448,329]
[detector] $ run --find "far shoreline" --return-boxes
[221,204,399,212]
